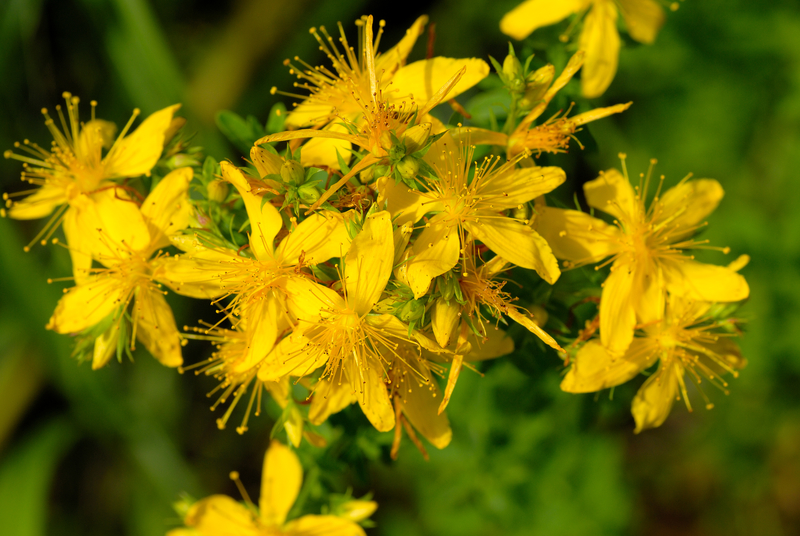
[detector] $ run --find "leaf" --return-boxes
[266,102,288,134]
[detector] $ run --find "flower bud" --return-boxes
[401,123,431,154]
[340,500,378,522]
[519,64,555,110]
[280,159,305,185]
[206,179,229,203]
[297,183,321,204]
[396,156,419,181]
[398,298,425,323]
[502,55,525,94]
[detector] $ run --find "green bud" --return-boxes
[519,64,555,111]
[206,179,230,203]
[297,183,321,204]
[437,275,457,302]
[372,164,390,180]
[396,156,419,181]
[503,54,524,93]
[359,166,374,184]
[280,159,305,185]
[398,299,425,323]
[389,142,406,163]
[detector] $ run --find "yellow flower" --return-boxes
[452,52,631,157]
[256,211,434,432]
[561,297,746,432]
[274,15,488,170]
[3,92,179,281]
[160,162,353,372]
[168,440,372,536]
[380,137,564,299]
[537,157,749,356]
[500,0,668,97]
[260,15,485,214]
[46,167,193,369]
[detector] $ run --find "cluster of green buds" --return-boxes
[260,147,327,216]
[490,43,554,112]
[364,123,443,190]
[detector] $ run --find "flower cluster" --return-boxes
[3,6,750,534]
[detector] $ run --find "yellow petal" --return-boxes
[656,179,724,234]
[619,0,665,44]
[632,361,681,433]
[630,257,665,324]
[221,162,282,261]
[103,104,181,178]
[308,378,357,425]
[183,495,259,536]
[47,276,127,334]
[431,298,460,348]
[466,217,561,284]
[583,168,636,221]
[347,357,394,432]
[260,440,302,527]
[92,323,122,370]
[398,371,452,449]
[276,211,352,266]
[154,253,229,299]
[376,176,433,226]
[91,188,152,258]
[579,1,621,98]
[140,167,193,250]
[285,277,345,322]
[265,376,291,409]
[406,219,460,299]
[344,211,394,315]
[561,339,658,393]
[62,204,96,285]
[257,332,321,382]
[233,294,282,373]
[535,206,622,265]
[450,127,508,147]
[507,308,562,351]
[478,165,566,209]
[392,58,489,107]
[500,0,589,40]
[376,15,428,73]
[283,514,366,536]
[6,184,66,220]
[599,262,637,355]
[663,260,750,302]
[133,289,183,367]
[300,125,353,171]
[250,146,283,178]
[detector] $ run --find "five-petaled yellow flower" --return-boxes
[562,296,746,432]
[46,167,193,369]
[537,157,749,356]
[3,92,179,281]
[501,0,668,97]
[168,440,373,536]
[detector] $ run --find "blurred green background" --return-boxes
[1,0,799,535]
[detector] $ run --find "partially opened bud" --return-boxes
[280,159,305,185]
[396,156,419,181]
[207,179,229,203]
[401,123,431,154]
